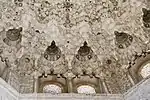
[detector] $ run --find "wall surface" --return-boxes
[124,76,150,100]
[0,78,18,100]
[0,77,150,100]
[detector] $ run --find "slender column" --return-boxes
[98,78,105,93]
[66,78,73,93]
[102,79,109,94]
[63,71,75,93]
[34,76,39,93]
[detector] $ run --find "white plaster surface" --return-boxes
[124,76,150,100]
[0,78,18,100]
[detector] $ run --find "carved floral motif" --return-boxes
[34,0,51,24]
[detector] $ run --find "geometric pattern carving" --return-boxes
[37,55,68,76]
[34,1,51,24]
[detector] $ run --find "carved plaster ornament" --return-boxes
[35,0,50,24]
[63,70,75,79]
[44,41,61,61]
[72,41,100,77]
[0,0,146,94]
[63,0,73,10]
[1,58,12,82]
[142,8,150,28]
[109,0,118,6]
[14,0,23,7]
[63,0,74,28]
[114,31,133,49]
[3,27,22,46]
[37,41,68,76]
[16,54,34,76]
[76,41,93,61]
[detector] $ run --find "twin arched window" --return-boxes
[41,62,150,94]
[43,84,96,94]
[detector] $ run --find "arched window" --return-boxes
[43,84,62,94]
[140,63,150,78]
[77,85,96,94]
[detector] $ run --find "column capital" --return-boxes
[32,70,41,79]
[63,71,75,79]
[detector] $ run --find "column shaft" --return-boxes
[34,77,39,93]
[67,78,73,93]
[98,78,105,93]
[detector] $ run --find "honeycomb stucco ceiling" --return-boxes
[0,0,150,94]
